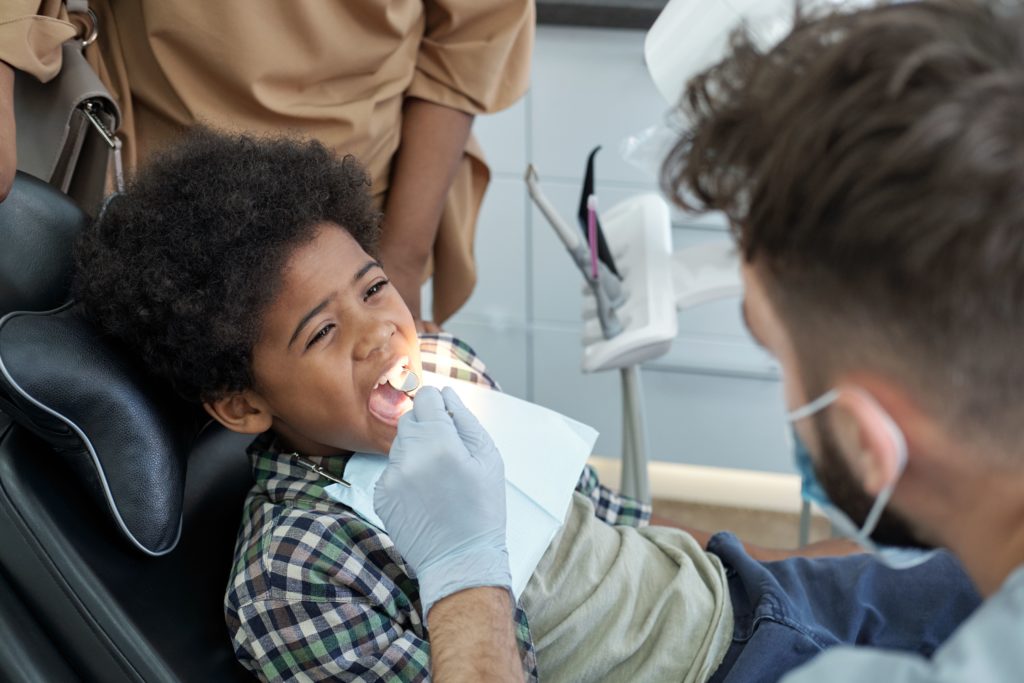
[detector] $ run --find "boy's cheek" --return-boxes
[377,426,400,456]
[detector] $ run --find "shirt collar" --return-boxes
[246,432,353,504]
[323,453,389,531]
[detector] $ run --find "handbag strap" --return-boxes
[13,0,124,209]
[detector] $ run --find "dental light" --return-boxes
[644,0,796,108]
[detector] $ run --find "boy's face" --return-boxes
[244,224,421,457]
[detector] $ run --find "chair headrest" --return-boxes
[0,172,201,555]
[0,173,89,316]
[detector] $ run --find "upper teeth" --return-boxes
[376,358,410,390]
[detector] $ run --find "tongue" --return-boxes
[369,382,410,423]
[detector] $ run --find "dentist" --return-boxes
[376,0,1024,680]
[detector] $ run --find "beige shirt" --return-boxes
[1,0,534,322]
[522,492,734,682]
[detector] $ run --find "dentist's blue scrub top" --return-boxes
[782,564,1024,682]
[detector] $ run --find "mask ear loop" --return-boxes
[786,387,909,543]
[786,388,840,422]
[851,391,909,541]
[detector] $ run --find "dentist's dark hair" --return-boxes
[74,128,381,403]
[662,0,1024,447]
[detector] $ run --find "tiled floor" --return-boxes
[652,498,833,549]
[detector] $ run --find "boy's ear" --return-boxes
[203,390,273,435]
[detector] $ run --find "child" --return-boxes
[75,129,979,682]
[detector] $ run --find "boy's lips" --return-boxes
[368,356,414,426]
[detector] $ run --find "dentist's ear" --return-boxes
[203,390,274,435]
[832,387,908,496]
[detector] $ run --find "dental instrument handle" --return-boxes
[571,244,624,337]
[290,453,351,487]
[591,275,624,339]
[571,244,623,307]
[597,260,625,308]
[524,165,623,336]
[587,194,599,280]
[568,243,593,280]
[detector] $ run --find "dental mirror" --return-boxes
[388,369,420,394]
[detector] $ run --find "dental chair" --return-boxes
[0,172,254,682]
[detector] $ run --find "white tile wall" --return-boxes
[459,177,529,323]
[474,97,529,177]
[446,25,793,474]
[530,27,674,185]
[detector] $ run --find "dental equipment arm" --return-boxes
[526,165,625,338]
[375,386,522,679]
[526,164,742,501]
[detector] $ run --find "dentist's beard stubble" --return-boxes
[813,415,932,550]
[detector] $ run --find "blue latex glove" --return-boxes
[374,385,512,623]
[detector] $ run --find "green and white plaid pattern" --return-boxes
[225,333,651,682]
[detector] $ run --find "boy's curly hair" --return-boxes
[74,128,381,403]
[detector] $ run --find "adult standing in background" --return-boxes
[0,0,534,329]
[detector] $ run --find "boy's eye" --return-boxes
[364,278,390,302]
[306,323,335,349]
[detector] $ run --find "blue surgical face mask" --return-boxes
[787,389,938,570]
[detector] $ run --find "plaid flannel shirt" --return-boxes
[225,333,652,682]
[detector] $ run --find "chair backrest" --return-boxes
[0,172,254,682]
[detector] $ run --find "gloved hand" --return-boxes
[374,385,511,623]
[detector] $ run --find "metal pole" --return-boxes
[798,500,811,547]
[619,365,651,502]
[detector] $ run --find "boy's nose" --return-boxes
[353,320,394,361]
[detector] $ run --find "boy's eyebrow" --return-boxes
[287,260,383,348]
[354,259,382,281]
[289,295,336,349]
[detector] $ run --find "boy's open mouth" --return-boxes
[368,358,414,426]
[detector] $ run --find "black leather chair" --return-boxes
[0,172,255,682]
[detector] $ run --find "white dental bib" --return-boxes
[324,371,597,598]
